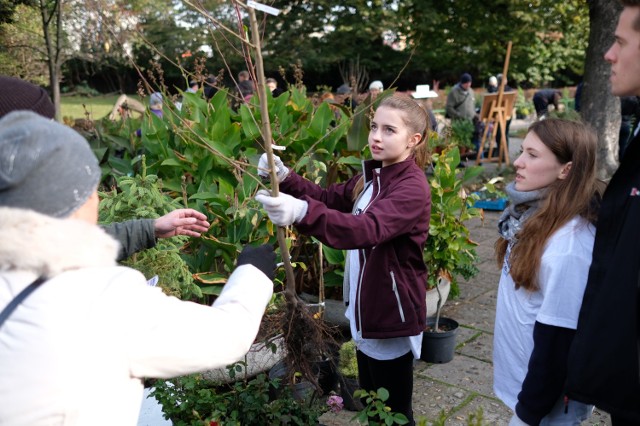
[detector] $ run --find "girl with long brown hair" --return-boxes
[493,118,603,426]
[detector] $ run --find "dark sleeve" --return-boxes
[295,172,430,250]
[515,321,575,426]
[101,219,156,261]
[429,110,437,132]
[280,170,360,213]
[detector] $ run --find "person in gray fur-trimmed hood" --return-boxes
[0,111,275,425]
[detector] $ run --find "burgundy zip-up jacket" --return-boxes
[280,157,431,338]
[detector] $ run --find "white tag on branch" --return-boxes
[247,0,280,16]
[147,275,159,287]
[272,144,286,150]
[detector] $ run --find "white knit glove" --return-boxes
[508,414,530,426]
[255,189,308,226]
[257,153,289,182]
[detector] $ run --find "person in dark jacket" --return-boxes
[255,94,431,425]
[618,95,640,161]
[335,83,359,112]
[493,119,602,426]
[0,75,211,261]
[532,89,561,118]
[566,2,640,424]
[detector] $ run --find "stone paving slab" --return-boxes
[473,246,499,271]
[455,269,500,301]
[457,330,493,363]
[453,325,484,349]
[412,377,473,422]
[449,395,512,426]
[443,300,496,334]
[418,354,495,397]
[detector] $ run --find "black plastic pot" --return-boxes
[338,375,364,412]
[268,360,315,401]
[313,357,339,395]
[420,317,459,364]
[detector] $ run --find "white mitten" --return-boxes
[257,153,289,182]
[255,189,308,226]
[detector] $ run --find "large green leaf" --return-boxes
[346,104,370,151]
[239,104,261,140]
[308,102,333,138]
[322,244,345,265]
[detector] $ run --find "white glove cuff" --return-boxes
[294,199,308,223]
[276,166,290,183]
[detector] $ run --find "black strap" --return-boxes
[453,91,470,111]
[0,277,46,328]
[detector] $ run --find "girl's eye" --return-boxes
[518,149,536,158]
[371,124,377,131]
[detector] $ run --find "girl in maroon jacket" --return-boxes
[256,94,431,424]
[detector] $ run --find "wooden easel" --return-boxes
[476,41,514,166]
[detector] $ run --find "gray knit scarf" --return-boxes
[497,182,546,244]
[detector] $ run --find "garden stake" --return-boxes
[245,4,335,390]
[246,7,297,308]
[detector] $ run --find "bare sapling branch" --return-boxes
[246,6,298,307]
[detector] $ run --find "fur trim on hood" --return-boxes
[0,207,119,276]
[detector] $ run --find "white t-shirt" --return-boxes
[493,216,595,410]
[345,181,422,360]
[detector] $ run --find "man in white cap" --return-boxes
[0,111,275,425]
[369,80,384,99]
[411,84,439,133]
[487,76,498,93]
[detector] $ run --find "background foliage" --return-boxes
[1,0,590,94]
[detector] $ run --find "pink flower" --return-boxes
[326,394,344,413]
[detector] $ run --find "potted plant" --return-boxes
[420,275,460,364]
[337,340,364,411]
[425,145,482,302]
[447,118,476,155]
[421,146,482,363]
[472,177,508,211]
[150,361,328,424]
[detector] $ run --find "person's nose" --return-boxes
[604,43,616,63]
[370,127,381,142]
[513,155,524,169]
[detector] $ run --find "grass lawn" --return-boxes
[60,94,139,120]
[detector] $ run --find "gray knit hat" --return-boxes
[0,111,101,218]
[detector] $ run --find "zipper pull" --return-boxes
[564,395,569,414]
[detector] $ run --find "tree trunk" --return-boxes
[40,0,62,122]
[52,0,62,122]
[583,0,623,180]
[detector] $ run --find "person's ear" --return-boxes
[558,161,572,180]
[407,132,422,149]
